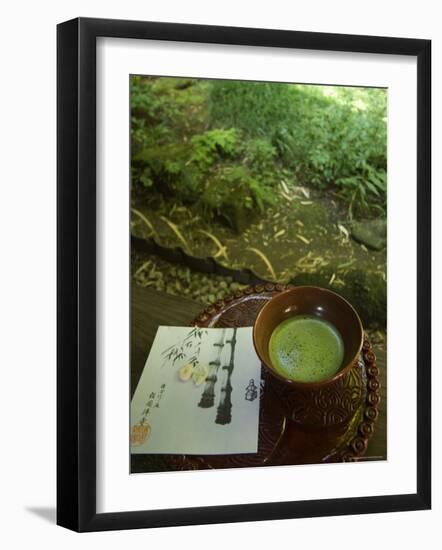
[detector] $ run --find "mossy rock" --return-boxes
[291,271,333,289]
[290,269,386,329]
[133,142,204,201]
[351,219,387,251]
[202,169,264,232]
[132,142,191,168]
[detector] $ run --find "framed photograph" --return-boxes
[57,17,431,532]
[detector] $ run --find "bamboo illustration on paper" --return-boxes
[160,327,207,368]
[215,328,237,425]
[198,329,226,408]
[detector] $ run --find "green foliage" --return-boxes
[202,165,275,231]
[244,138,277,171]
[131,75,387,224]
[338,165,387,219]
[131,125,275,229]
[290,89,384,163]
[130,77,181,152]
[209,80,296,140]
[282,86,387,216]
[190,129,238,169]
[208,81,387,216]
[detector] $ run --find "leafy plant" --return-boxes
[243,138,277,170]
[337,166,387,219]
[201,165,275,231]
[208,80,297,141]
[131,76,387,222]
[190,129,238,169]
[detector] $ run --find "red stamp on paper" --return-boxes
[131,423,151,446]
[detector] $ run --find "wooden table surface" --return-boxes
[131,283,387,470]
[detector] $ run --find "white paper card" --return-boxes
[130,326,262,455]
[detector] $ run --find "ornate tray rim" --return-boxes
[191,283,381,464]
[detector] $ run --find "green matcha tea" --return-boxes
[268,315,345,383]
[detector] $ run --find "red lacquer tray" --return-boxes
[170,283,381,470]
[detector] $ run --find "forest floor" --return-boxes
[131,185,386,331]
[131,186,385,281]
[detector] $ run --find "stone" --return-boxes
[351,219,386,251]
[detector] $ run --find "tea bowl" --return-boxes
[253,286,363,390]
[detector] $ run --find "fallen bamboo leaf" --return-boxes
[159,216,192,253]
[274,229,286,239]
[296,253,329,272]
[281,191,293,202]
[337,258,356,269]
[300,201,313,206]
[197,229,229,260]
[294,186,310,199]
[300,187,310,199]
[131,208,157,238]
[133,260,152,278]
[280,180,290,195]
[337,224,350,240]
[295,220,304,227]
[296,234,311,245]
[246,247,277,280]
[328,273,336,286]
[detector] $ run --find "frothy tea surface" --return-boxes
[268,315,344,383]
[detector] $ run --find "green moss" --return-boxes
[202,165,273,232]
[342,270,386,328]
[291,271,333,288]
[132,142,191,165]
[351,219,387,250]
[291,269,386,329]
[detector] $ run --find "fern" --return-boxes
[190,129,238,169]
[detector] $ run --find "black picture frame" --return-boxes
[57,17,431,532]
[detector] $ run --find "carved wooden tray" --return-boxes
[169,283,380,470]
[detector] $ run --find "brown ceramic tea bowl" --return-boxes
[253,286,363,389]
